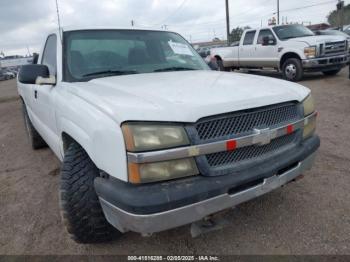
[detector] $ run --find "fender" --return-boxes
[279,47,306,61]
[57,98,129,182]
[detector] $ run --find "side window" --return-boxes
[41,34,57,76]
[257,29,276,44]
[243,31,256,45]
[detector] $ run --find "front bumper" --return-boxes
[95,135,320,235]
[302,54,349,71]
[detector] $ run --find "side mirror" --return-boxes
[18,64,54,85]
[262,36,275,46]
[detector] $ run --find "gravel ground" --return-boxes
[0,70,349,255]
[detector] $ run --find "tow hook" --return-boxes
[289,174,305,184]
[190,211,230,238]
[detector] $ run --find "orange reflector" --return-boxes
[287,125,294,134]
[128,163,141,184]
[226,140,237,151]
[121,124,135,151]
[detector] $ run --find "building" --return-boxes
[192,40,227,49]
[0,56,33,69]
[307,23,331,31]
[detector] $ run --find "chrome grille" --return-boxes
[206,133,297,168]
[324,41,346,56]
[195,103,300,142]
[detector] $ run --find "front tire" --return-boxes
[217,59,225,71]
[323,69,341,76]
[282,58,303,82]
[22,101,47,150]
[59,142,121,243]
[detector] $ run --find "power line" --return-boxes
[154,0,189,26]
[276,0,337,14]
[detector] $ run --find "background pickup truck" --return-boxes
[211,24,350,81]
[17,27,319,243]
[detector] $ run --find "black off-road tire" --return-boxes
[22,101,47,150]
[323,68,342,76]
[282,58,303,82]
[59,142,121,243]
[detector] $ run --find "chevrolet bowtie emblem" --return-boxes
[253,128,273,145]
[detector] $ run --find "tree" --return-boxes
[229,26,251,43]
[327,3,350,27]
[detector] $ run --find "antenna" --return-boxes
[55,0,63,43]
[26,45,31,56]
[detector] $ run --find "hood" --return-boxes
[287,35,347,46]
[67,71,309,124]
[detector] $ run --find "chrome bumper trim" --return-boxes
[100,152,317,234]
[127,112,317,164]
[302,54,349,68]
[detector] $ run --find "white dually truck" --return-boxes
[211,24,349,81]
[17,27,320,243]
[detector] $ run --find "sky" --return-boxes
[0,0,349,56]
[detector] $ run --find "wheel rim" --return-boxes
[285,64,297,80]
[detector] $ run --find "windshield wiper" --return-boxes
[282,36,297,40]
[83,70,139,77]
[154,67,197,72]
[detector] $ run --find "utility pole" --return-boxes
[277,0,280,25]
[131,20,135,27]
[337,0,345,31]
[225,0,230,45]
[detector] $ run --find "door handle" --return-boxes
[34,90,38,99]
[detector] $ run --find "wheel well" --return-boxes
[280,53,301,69]
[214,55,222,61]
[62,132,77,153]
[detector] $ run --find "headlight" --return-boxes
[304,46,316,59]
[302,95,315,117]
[122,123,190,152]
[302,95,316,139]
[128,158,199,184]
[303,117,316,139]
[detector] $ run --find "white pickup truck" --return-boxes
[211,24,349,81]
[17,26,320,243]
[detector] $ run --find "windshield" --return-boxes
[273,25,314,40]
[63,30,209,82]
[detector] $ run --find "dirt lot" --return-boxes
[0,70,349,255]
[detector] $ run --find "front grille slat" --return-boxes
[195,103,300,141]
[324,41,346,56]
[206,133,297,168]
[193,102,302,175]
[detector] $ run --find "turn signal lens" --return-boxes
[128,158,198,184]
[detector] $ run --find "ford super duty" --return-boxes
[17,27,320,243]
[211,24,349,81]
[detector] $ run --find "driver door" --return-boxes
[31,34,60,152]
[254,29,279,68]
